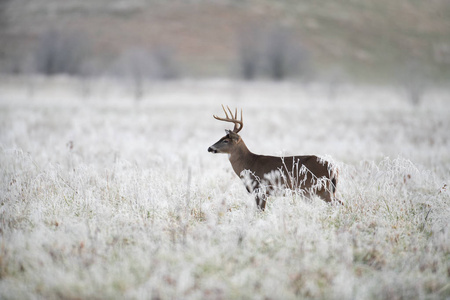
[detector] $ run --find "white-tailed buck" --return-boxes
[208,105,341,210]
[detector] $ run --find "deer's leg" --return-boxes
[332,196,344,205]
[254,189,267,211]
[317,188,344,205]
[317,189,332,202]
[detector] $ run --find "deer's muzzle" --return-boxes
[208,147,217,153]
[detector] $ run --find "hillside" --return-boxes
[2,0,450,83]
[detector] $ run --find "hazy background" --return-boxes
[1,1,450,299]
[1,0,449,89]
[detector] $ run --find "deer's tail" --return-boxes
[330,166,338,194]
[330,167,343,205]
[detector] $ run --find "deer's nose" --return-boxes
[208,147,217,153]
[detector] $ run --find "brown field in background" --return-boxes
[2,0,450,82]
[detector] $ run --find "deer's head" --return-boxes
[208,105,243,154]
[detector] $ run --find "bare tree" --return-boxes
[0,0,11,71]
[114,46,180,100]
[114,48,152,100]
[235,24,311,81]
[236,26,263,80]
[399,61,429,106]
[33,29,89,76]
[263,26,310,81]
[151,45,179,80]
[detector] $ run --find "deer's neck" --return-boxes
[229,140,256,176]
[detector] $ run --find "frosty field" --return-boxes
[0,78,449,299]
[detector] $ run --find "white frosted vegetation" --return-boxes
[0,79,449,299]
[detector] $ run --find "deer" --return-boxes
[208,105,341,211]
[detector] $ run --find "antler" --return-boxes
[213,105,243,134]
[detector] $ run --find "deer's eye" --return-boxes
[223,139,229,143]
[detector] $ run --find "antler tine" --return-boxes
[213,104,227,120]
[236,108,243,133]
[225,106,234,120]
[222,104,230,119]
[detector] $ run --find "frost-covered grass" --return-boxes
[0,78,449,299]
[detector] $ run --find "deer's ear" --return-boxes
[225,129,231,135]
[228,131,240,140]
